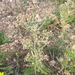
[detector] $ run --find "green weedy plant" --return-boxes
[59,0,75,26]
[17,13,54,75]
[23,20,51,75]
[57,0,75,47]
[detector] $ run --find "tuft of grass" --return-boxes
[0,50,13,75]
[0,31,12,45]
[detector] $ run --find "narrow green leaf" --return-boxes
[23,68,34,75]
[69,66,75,72]
[66,15,75,23]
